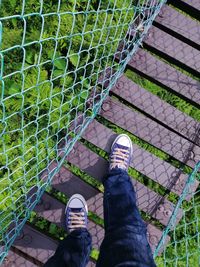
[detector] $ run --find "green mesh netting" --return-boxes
[0,0,174,263]
[154,162,200,267]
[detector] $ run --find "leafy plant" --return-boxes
[0,0,137,240]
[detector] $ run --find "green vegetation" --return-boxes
[0,0,137,242]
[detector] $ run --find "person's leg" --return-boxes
[44,228,91,267]
[44,194,92,267]
[44,229,91,267]
[96,134,156,267]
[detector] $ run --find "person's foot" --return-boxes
[109,134,133,171]
[65,194,88,233]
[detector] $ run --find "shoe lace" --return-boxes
[110,147,129,170]
[68,210,86,231]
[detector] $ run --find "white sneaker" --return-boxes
[65,194,88,233]
[109,134,133,171]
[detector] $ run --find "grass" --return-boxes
[29,211,66,240]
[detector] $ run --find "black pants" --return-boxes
[44,168,156,267]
